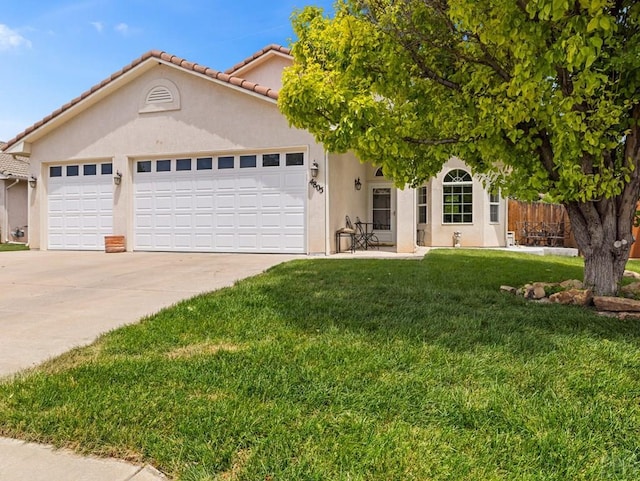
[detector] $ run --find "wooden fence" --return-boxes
[508,199,577,248]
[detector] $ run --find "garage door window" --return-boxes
[84,164,97,176]
[67,165,79,176]
[240,155,257,168]
[286,153,304,166]
[176,158,191,171]
[197,157,213,170]
[263,154,280,167]
[218,156,234,169]
[50,166,62,177]
[101,163,113,175]
[156,160,171,172]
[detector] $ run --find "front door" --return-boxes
[369,184,395,244]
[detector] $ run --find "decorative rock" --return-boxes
[500,285,517,294]
[593,296,640,312]
[549,289,593,306]
[621,281,640,298]
[623,270,640,279]
[532,286,547,299]
[559,279,583,290]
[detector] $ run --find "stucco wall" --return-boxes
[328,152,368,252]
[234,54,292,91]
[418,158,507,247]
[27,63,326,253]
[1,179,28,243]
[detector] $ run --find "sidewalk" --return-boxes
[0,437,166,480]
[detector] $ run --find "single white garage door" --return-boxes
[48,163,114,250]
[134,152,306,253]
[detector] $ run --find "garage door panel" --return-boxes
[216,213,235,228]
[261,174,282,189]
[175,214,192,228]
[195,197,214,210]
[261,213,282,228]
[174,234,192,249]
[238,213,257,227]
[284,234,304,249]
[217,178,236,190]
[155,196,173,210]
[238,193,258,208]
[195,234,213,248]
[215,234,234,249]
[216,193,235,207]
[261,193,282,209]
[195,213,214,227]
[175,195,193,209]
[155,214,172,228]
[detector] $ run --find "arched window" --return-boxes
[375,167,384,177]
[443,169,473,223]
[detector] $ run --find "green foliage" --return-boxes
[1,251,640,480]
[279,1,640,200]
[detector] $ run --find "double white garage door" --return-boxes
[47,153,307,253]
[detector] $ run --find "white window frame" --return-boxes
[489,192,500,224]
[442,169,473,224]
[417,186,428,224]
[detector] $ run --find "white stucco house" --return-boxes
[0,143,29,244]
[3,45,507,254]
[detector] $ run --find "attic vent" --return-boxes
[146,86,173,104]
[139,78,181,113]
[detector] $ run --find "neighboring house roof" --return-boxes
[0,142,29,179]
[4,48,286,154]
[224,44,292,76]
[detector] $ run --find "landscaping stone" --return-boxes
[532,285,547,299]
[593,296,640,312]
[559,279,583,289]
[500,285,517,294]
[549,288,593,306]
[621,281,640,298]
[623,270,640,279]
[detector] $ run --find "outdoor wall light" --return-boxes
[310,161,319,178]
[114,171,123,185]
[354,177,362,191]
[28,176,37,188]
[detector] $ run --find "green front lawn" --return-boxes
[1,250,639,480]
[0,243,28,252]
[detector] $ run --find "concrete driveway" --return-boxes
[0,250,298,378]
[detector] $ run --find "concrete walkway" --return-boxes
[0,250,299,480]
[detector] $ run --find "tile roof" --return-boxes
[0,142,29,179]
[224,44,292,75]
[4,48,285,152]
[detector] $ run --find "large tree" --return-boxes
[279,0,640,296]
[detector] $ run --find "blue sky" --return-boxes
[0,0,334,142]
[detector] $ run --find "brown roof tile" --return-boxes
[0,142,30,178]
[4,49,281,151]
[225,44,292,75]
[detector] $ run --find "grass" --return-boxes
[0,243,28,252]
[1,249,640,480]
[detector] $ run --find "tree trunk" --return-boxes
[565,195,637,296]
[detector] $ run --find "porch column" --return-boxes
[395,187,416,253]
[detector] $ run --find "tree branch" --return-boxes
[402,136,461,146]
